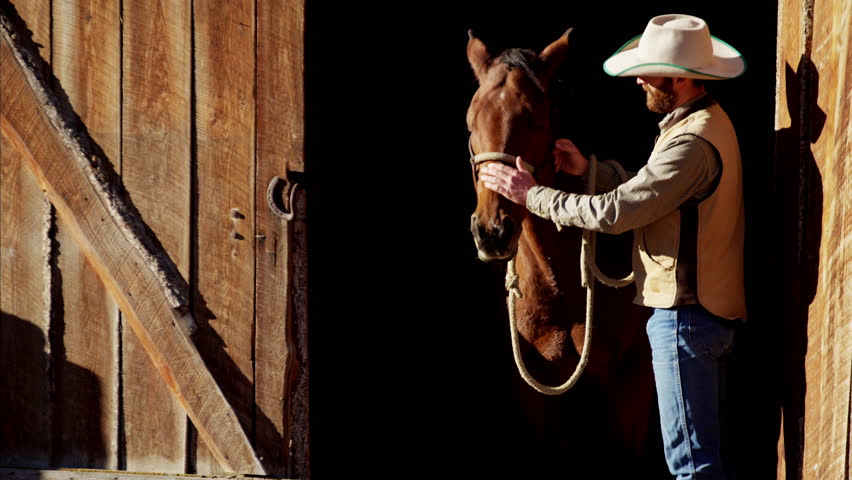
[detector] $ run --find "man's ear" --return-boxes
[467,30,491,83]
[539,28,572,90]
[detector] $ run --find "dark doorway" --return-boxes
[307,2,779,478]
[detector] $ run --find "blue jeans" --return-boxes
[646,305,736,480]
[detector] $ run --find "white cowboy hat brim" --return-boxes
[603,34,746,80]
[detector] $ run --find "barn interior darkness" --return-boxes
[307,1,779,478]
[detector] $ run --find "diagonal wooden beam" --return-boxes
[0,12,264,476]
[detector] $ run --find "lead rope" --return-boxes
[506,154,633,395]
[582,155,634,288]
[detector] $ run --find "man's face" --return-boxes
[637,76,676,113]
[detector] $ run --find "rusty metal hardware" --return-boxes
[267,174,301,221]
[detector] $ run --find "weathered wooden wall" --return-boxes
[775,0,851,478]
[0,0,307,478]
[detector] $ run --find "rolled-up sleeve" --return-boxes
[525,134,718,235]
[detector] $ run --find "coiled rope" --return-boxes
[507,154,633,395]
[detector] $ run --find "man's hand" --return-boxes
[480,158,537,205]
[553,139,588,176]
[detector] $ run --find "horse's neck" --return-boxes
[516,213,581,301]
[512,212,587,361]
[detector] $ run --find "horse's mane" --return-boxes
[496,48,544,91]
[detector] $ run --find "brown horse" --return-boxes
[466,30,665,477]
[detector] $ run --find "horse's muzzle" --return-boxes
[470,214,517,262]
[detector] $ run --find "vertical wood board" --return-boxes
[0,132,52,468]
[256,0,304,174]
[776,0,852,478]
[802,0,851,478]
[287,188,309,479]
[192,0,256,474]
[53,0,120,161]
[51,0,121,468]
[121,0,192,472]
[254,0,308,476]
[775,0,804,132]
[5,1,50,60]
[774,0,809,478]
[0,0,51,468]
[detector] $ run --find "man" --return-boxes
[480,14,746,480]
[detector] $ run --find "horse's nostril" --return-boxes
[471,213,517,258]
[478,224,489,242]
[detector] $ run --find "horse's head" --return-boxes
[467,29,571,262]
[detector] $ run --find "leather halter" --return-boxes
[468,135,536,186]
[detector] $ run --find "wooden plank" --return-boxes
[0,467,276,480]
[801,0,851,478]
[121,0,192,472]
[774,0,807,478]
[0,0,51,468]
[255,0,309,477]
[774,0,804,134]
[0,133,52,468]
[0,18,264,475]
[5,0,50,59]
[256,0,304,174]
[776,0,852,478]
[192,0,256,474]
[51,0,121,469]
[53,0,120,162]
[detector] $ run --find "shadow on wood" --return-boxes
[771,54,824,480]
[0,312,105,468]
[0,4,274,474]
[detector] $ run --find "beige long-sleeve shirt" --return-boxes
[526,94,721,234]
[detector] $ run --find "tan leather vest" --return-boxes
[633,103,747,320]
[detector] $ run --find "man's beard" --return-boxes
[643,78,676,113]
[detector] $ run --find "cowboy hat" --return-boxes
[603,14,745,80]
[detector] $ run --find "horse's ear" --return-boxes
[467,29,491,82]
[539,28,573,89]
